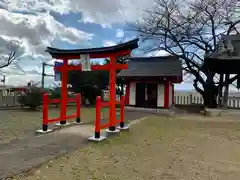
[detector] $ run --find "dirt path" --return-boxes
[0,127,88,179]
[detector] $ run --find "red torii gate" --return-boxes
[46,39,139,131]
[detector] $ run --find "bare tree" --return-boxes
[0,40,21,68]
[130,0,240,107]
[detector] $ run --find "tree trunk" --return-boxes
[218,73,224,107]
[203,72,218,108]
[203,89,217,108]
[223,74,230,109]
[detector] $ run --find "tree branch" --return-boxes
[227,19,240,35]
[0,41,20,69]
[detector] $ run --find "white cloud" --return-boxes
[0,0,151,87]
[73,0,155,26]
[146,50,171,57]
[0,7,95,86]
[2,0,155,27]
[103,40,117,47]
[5,74,54,87]
[0,9,93,57]
[1,62,55,86]
[116,29,124,38]
[2,0,71,14]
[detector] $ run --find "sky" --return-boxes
[0,0,237,91]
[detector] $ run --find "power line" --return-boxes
[0,75,5,84]
[41,62,54,88]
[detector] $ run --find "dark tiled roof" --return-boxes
[205,34,240,60]
[203,34,240,73]
[46,38,139,56]
[117,56,182,77]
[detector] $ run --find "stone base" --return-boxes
[36,129,54,134]
[105,129,120,136]
[74,121,85,125]
[88,136,107,142]
[204,108,224,117]
[55,122,70,127]
[116,125,129,131]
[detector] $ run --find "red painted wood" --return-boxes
[65,114,77,119]
[76,94,81,119]
[47,116,62,123]
[100,122,111,129]
[51,49,131,59]
[55,64,128,72]
[172,84,175,104]
[48,98,61,104]
[60,59,68,122]
[125,83,130,104]
[164,80,170,108]
[109,56,117,128]
[42,93,49,125]
[123,76,182,83]
[120,96,125,124]
[51,48,131,132]
[95,96,101,133]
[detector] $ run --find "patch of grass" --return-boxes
[13,116,240,180]
[0,107,96,144]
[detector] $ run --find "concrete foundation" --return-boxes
[55,122,70,127]
[88,136,107,142]
[36,129,54,134]
[116,125,129,131]
[105,129,120,136]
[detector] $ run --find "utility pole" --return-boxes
[0,76,5,84]
[41,62,54,88]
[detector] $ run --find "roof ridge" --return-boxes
[130,55,177,58]
[128,56,179,62]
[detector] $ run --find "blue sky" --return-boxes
[0,0,195,91]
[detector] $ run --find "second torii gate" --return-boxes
[46,39,139,131]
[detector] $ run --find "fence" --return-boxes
[174,93,240,109]
[0,90,79,108]
[2,89,240,109]
[0,91,20,107]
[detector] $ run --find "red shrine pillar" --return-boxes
[172,84,175,104]
[164,79,170,108]
[109,56,117,131]
[60,59,68,125]
[125,82,130,105]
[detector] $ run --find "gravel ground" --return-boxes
[12,116,240,180]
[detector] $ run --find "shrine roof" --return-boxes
[205,34,240,61]
[46,38,139,58]
[203,34,240,73]
[117,56,182,78]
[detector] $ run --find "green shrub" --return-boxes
[49,87,61,99]
[18,87,43,110]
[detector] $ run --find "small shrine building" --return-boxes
[117,56,183,108]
